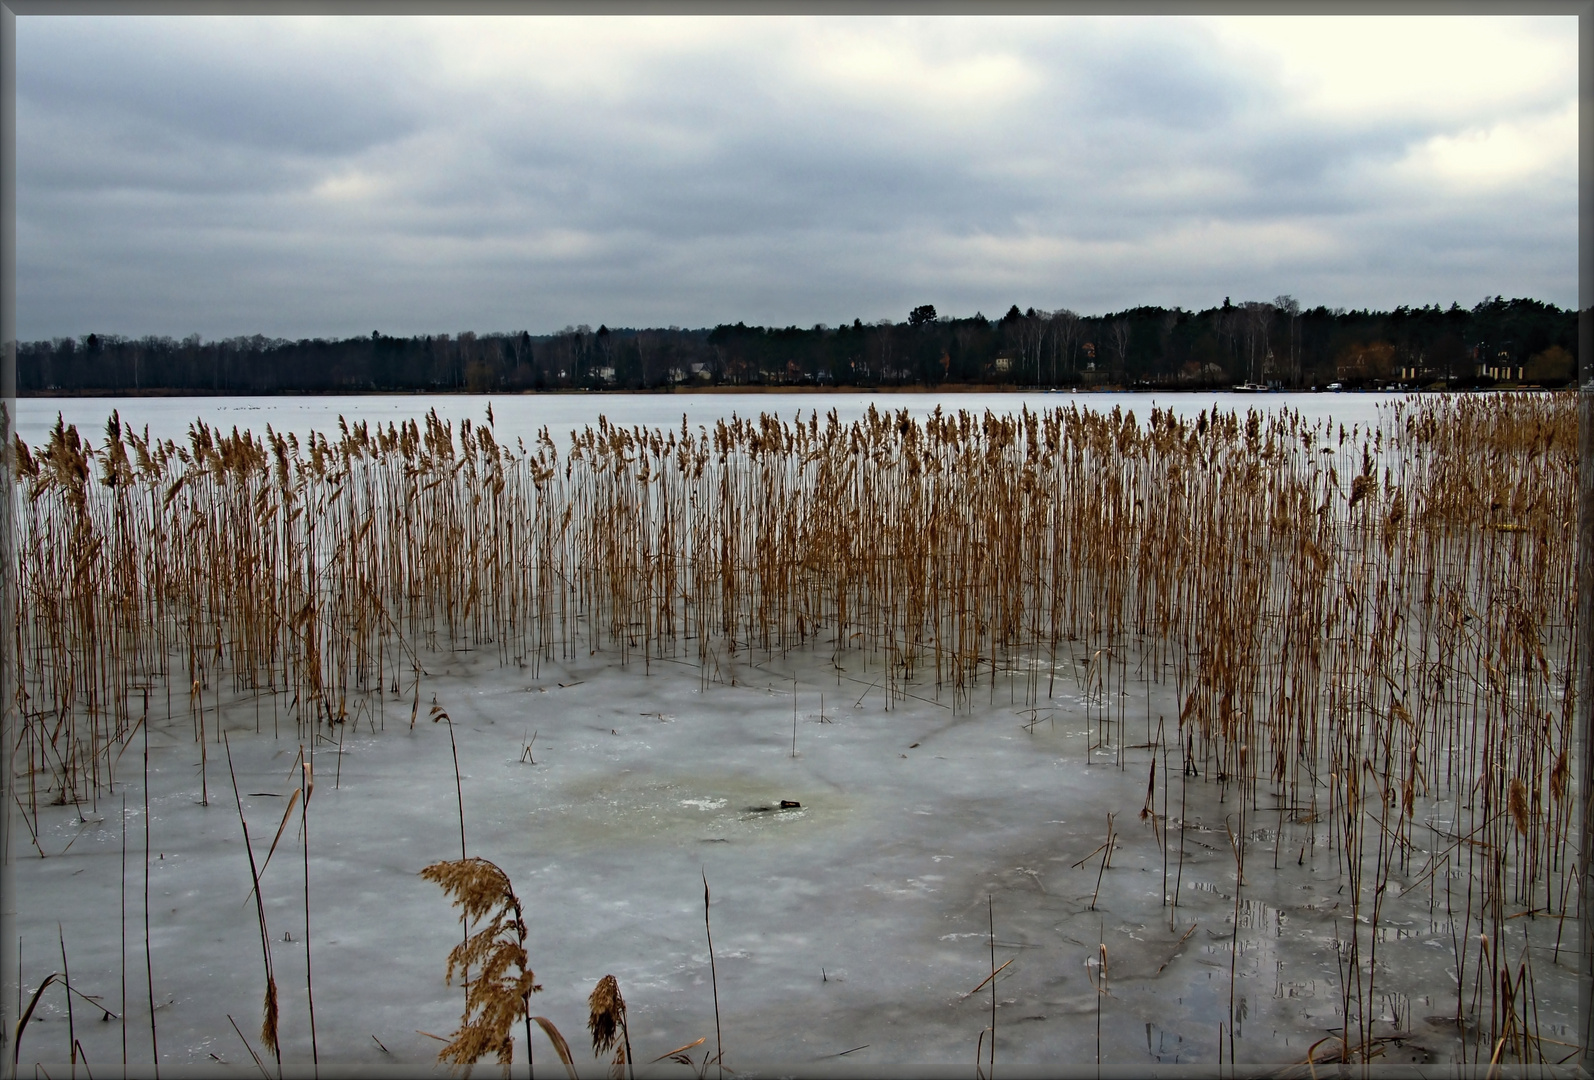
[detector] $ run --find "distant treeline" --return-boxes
[19,296,1577,395]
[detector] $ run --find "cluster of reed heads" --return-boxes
[8,392,1578,1064]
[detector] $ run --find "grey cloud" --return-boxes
[20,18,422,182]
[14,17,1577,341]
[1044,28,1251,132]
[20,100,330,198]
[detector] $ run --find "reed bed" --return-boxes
[8,392,1579,1064]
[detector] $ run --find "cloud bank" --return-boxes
[16,14,1577,339]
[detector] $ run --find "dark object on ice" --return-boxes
[780,800,801,809]
[746,800,802,813]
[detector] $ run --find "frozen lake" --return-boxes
[8,389,1576,1075]
[13,389,1406,450]
[20,639,1551,1075]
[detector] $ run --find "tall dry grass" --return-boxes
[8,393,1578,1063]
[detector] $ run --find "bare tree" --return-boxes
[1239,301,1275,383]
[635,330,657,387]
[505,330,531,384]
[1018,308,1050,384]
[1109,320,1131,376]
[1049,309,1080,382]
[1273,295,1300,386]
[873,320,896,381]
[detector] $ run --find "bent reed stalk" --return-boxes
[9,393,1579,1064]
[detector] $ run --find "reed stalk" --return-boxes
[7,394,1577,1065]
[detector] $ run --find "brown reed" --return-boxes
[421,856,541,1075]
[587,974,633,1080]
[8,392,1578,1063]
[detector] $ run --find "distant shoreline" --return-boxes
[17,382,1548,399]
[18,383,1135,398]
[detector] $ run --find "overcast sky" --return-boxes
[15,14,1578,341]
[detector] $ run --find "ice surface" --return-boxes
[15,391,1405,451]
[15,635,1573,1073]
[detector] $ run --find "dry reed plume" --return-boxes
[8,392,1579,1063]
[420,856,540,1075]
[587,974,633,1079]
